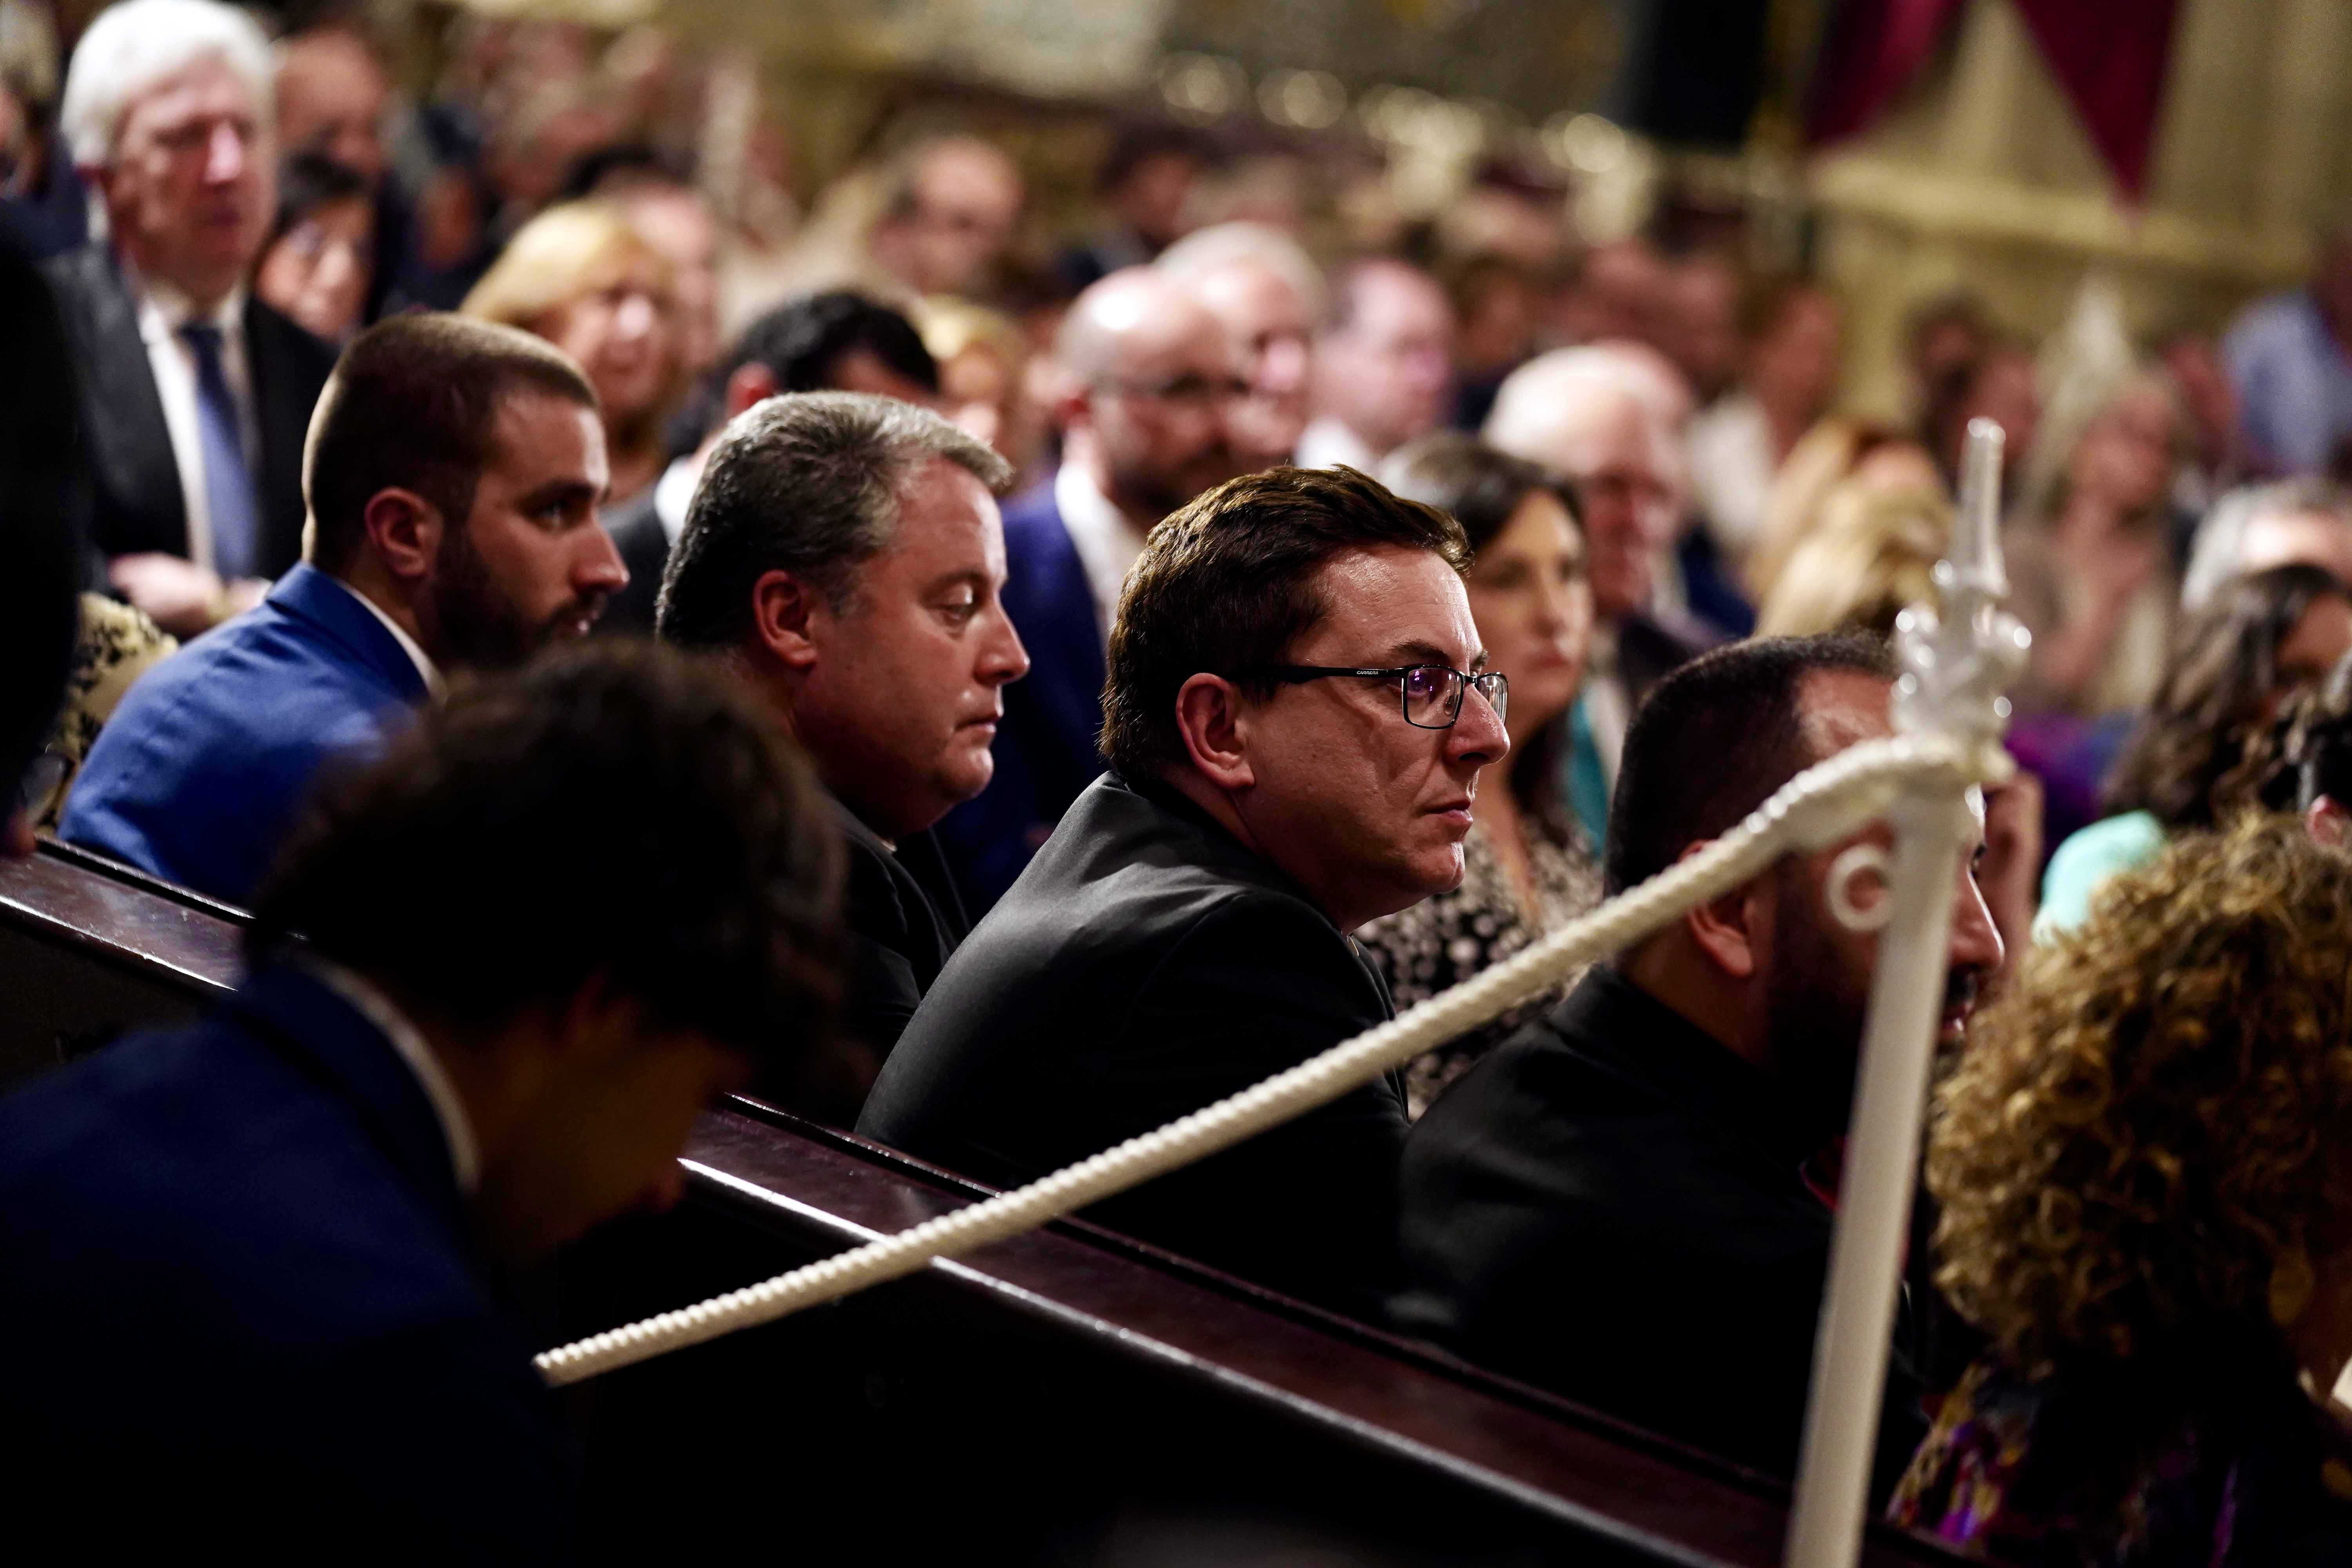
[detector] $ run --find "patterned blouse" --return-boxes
[1356,814,1601,1120]
[1894,1350,2352,1566]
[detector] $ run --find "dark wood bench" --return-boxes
[0,844,1965,1566]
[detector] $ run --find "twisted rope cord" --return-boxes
[537,733,2001,1386]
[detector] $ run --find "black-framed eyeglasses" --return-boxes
[1254,664,1509,730]
[1095,372,1251,410]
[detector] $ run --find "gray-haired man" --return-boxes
[659,391,1030,1078]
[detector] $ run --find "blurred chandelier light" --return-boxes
[1542,111,1627,176]
[1257,68,1347,131]
[1158,52,1248,122]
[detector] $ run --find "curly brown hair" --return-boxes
[1928,815,2352,1378]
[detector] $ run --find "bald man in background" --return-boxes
[1158,221,1322,471]
[936,265,1246,909]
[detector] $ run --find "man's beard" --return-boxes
[423,527,602,672]
[1762,863,1873,1145]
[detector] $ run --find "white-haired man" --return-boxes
[1157,221,1322,470]
[1486,347,1721,841]
[44,0,337,636]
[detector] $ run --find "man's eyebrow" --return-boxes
[515,479,600,513]
[1379,639,1465,668]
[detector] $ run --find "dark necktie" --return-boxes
[179,320,259,581]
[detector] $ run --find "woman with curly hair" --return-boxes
[1896,816,2352,1564]
[2036,563,2352,938]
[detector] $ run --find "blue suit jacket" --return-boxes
[60,563,428,906]
[937,477,1110,913]
[0,962,562,1562]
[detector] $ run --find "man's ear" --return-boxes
[1036,360,1093,436]
[2309,795,2351,848]
[751,567,822,672]
[1679,840,1766,981]
[723,363,780,422]
[362,488,443,583]
[1173,673,1255,793]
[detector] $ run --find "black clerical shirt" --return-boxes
[1392,965,1926,1501]
[835,798,969,1064]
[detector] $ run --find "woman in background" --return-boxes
[2005,371,2185,718]
[254,152,374,347]
[463,200,684,506]
[2037,563,2352,937]
[1899,818,2352,1565]
[1359,434,1599,1119]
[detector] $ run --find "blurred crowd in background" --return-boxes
[10,0,2352,887]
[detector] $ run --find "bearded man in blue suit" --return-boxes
[937,266,1247,911]
[60,312,627,906]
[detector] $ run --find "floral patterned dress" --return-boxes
[1356,816,1601,1120]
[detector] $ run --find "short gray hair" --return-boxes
[657,391,1013,650]
[60,0,272,169]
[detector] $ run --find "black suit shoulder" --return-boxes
[42,244,182,561]
[1394,969,1923,1495]
[597,490,669,635]
[861,775,1405,1313]
[243,297,338,577]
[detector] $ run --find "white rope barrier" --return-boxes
[535,730,2009,1388]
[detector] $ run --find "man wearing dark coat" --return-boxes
[657,390,1026,1079]
[1394,634,2006,1501]
[0,642,843,1561]
[44,0,337,637]
[862,466,1509,1317]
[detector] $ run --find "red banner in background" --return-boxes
[1808,0,2183,202]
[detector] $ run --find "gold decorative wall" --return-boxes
[1814,0,2352,418]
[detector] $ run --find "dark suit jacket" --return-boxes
[598,486,670,636]
[40,241,337,577]
[861,771,1409,1316]
[0,962,562,1562]
[1393,966,1925,1501]
[935,477,1108,913]
[1619,606,1726,710]
[59,562,428,906]
[837,798,969,1062]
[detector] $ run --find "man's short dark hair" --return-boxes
[1096,122,1216,194]
[669,291,939,453]
[656,390,1012,650]
[1102,465,1470,780]
[1603,632,1896,896]
[305,313,597,576]
[250,641,842,1083]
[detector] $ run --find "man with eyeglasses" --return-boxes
[862,466,1508,1318]
[935,265,1249,912]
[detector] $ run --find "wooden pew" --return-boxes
[0,844,1965,1566]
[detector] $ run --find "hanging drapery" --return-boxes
[1808,0,2182,201]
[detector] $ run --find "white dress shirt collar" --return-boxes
[652,453,702,548]
[1294,415,1383,475]
[328,573,445,699]
[1053,461,1149,647]
[138,272,245,336]
[307,958,482,1193]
